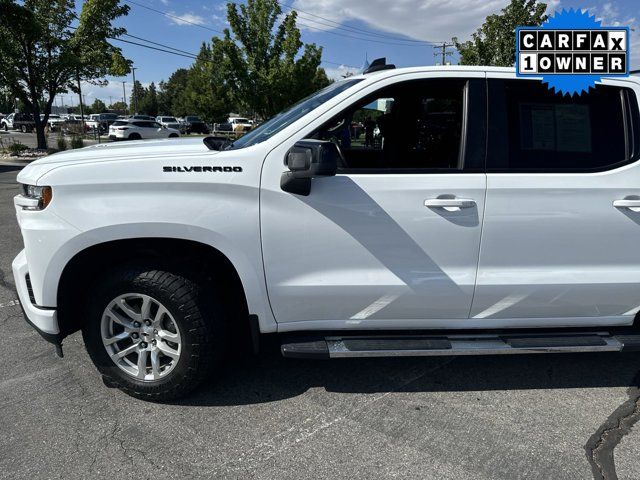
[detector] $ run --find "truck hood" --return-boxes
[18,137,220,184]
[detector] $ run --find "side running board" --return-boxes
[281,332,640,359]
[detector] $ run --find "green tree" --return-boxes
[131,80,146,114]
[219,0,330,118]
[0,86,14,113]
[71,104,91,115]
[108,100,127,113]
[0,0,130,149]
[138,82,158,116]
[158,68,189,115]
[91,98,107,113]
[181,43,234,123]
[453,0,548,66]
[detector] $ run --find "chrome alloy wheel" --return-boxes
[101,293,182,381]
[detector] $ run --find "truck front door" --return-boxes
[261,76,488,330]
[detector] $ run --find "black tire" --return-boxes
[2,123,7,132]
[128,133,141,140]
[20,125,27,133]
[169,133,179,138]
[82,266,224,401]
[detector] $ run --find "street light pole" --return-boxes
[76,72,86,133]
[131,67,138,114]
[122,81,128,115]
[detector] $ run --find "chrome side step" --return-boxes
[281,332,640,359]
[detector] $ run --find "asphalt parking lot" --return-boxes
[1,166,640,480]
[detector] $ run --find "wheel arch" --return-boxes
[53,233,275,338]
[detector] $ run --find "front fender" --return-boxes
[43,223,276,333]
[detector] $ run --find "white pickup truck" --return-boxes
[12,62,640,401]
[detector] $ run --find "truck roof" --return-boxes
[349,65,640,84]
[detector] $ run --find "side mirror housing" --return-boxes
[281,140,339,196]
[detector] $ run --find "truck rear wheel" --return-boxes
[82,266,224,401]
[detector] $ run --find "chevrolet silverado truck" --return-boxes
[12,61,640,401]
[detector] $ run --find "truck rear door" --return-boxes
[471,77,640,325]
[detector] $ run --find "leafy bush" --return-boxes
[70,136,84,149]
[57,136,68,151]
[7,142,28,156]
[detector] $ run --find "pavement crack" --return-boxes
[585,371,640,480]
[89,416,121,475]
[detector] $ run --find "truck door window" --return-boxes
[309,79,467,171]
[488,80,637,172]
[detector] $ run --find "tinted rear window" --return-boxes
[488,80,634,172]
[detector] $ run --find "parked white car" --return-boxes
[156,116,183,132]
[1,113,14,131]
[41,114,66,130]
[12,62,640,401]
[228,116,253,133]
[108,119,181,140]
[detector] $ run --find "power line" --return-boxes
[110,37,198,59]
[277,1,440,45]
[123,33,197,57]
[124,0,432,48]
[110,34,359,68]
[123,0,226,35]
[114,32,359,69]
[292,19,432,47]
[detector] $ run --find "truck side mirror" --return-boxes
[281,140,339,196]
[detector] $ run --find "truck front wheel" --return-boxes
[82,266,223,401]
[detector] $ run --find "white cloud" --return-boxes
[589,3,639,68]
[53,80,156,108]
[324,64,361,81]
[168,11,206,27]
[292,0,513,43]
[159,0,169,5]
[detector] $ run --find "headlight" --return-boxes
[20,184,53,210]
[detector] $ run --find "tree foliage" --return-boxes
[453,0,548,66]
[218,0,330,118]
[138,82,158,117]
[108,100,127,113]
[91,98,107,113]
[180,43,234,123]
[0,82,14,113]
[0,0,130,148]
[157,68,188,116]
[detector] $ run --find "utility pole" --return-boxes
[122,81,127,115]
[131,67,138,114]
[433,41,455,65]
[76,72,86,132]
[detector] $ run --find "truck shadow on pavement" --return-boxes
[178,351,640,407]
[179,350,640,479]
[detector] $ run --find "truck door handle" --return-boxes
[424,198,476,209]
[613,199,640,212]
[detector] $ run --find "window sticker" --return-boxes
[555,104,591,152]
[519,103,592,153]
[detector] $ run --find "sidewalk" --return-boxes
[0,159,31,167]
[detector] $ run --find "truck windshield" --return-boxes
[226,79,362,150]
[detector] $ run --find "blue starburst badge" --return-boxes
[516,9,630,96]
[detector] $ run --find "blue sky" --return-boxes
[77,0,640,106]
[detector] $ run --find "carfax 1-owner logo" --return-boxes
[516,9,630,96]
